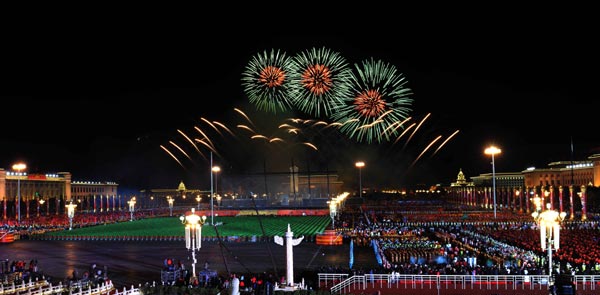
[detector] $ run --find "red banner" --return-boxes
[27,174,47,180]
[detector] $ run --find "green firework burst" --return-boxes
[241,49,294,113]
[288,47,352,118]
[331,58,413,143]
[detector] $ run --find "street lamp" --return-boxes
[355,161,365,198]
[195,195,202,210]
[328,200,337,229]
[211,165,220,225]
[65,201,77,230]
[180,208,207,284]
[484,146,501,219]
[128,197,136,221]
[39,198,45,216]
[515,189,522,213]
[532,195,566,281]
[167,196,174,217]
[12,163,26,223]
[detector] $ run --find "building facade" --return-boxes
[446,153,600,220]
[0,168,118,221]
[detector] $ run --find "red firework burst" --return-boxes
[301,64,333,95]
[353,89,386,117]
[259,66,286,88]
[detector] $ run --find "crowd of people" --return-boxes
[3,194,600,294]
[338,198,600,279]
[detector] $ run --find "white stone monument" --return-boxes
[230,274,240,295]
[274,224,304,290]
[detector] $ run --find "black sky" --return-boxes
[1,13,598,191]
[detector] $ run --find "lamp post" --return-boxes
[328,200,337,230]
[195,195,201,210]
[515,189,522,213]
[532,195,566,281]
[39,198,45,216]
[167,196,174,217]
[355,161,365,198]
[216,195,222,208]
[211,165,220,225]
[65,201,77,230]
[128,197,136,221]
[180,208,207,284]
[12,163,26,223]
[484,146,501,219]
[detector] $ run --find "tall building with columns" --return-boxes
[446,153,600,220]
[0,168,118,221]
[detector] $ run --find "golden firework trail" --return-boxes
[234,108,256,128]
[213,121,235,137]
[325,122,343,128]
[357,119,383,130]
[410,135,442,168]
[193,126,216,150]
[381,117,412,138]
[404,113,431,149]
[200,117,222,136]
[375,109,393,121]
[251,134,269,140]
[177,129,202,155]
[393,122,416,145]
[269,137,285,143]
[194,138,219,155]
[237,124,256,134]
[432,129,460,157]
[302,142,318,151]
[160,145,185,169]
[340,118,359,127]
[169,141,193,161]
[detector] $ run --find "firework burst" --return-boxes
[241,49,294,113]
[288,47,352,117]
[331,58,413,143]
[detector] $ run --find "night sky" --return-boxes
[2,14,598,192]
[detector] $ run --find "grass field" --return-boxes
[46,215,332,238]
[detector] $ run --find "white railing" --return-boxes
[574,275,598,291]
[68,281,115,295]
[15,282,66,295]
[1,278,49,295]
[320,273,600,294]
[112,284,142,295]
[330,275,365,294]
[317,273,348,288]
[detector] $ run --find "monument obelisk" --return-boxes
[274,224,304,287]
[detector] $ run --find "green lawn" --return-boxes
[46,215,331,238]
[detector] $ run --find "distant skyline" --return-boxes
[2,17,598,191]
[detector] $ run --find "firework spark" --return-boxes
[381,117,412,138]
[200,117,222,136]
[234,108,256,129]
[431,129,460,157]
[213,121,235,137]
[169,141,193,161]
[331,58,413,143]
[289,47,352,117]
[160,145,185,169]
[241,49,294,113]
[193,126,216,150]
[392,122,416,145]
[177,129,202,155]
[404,113,430,149]
[409,135,442,169]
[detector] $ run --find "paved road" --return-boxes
[1,239,379,290]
